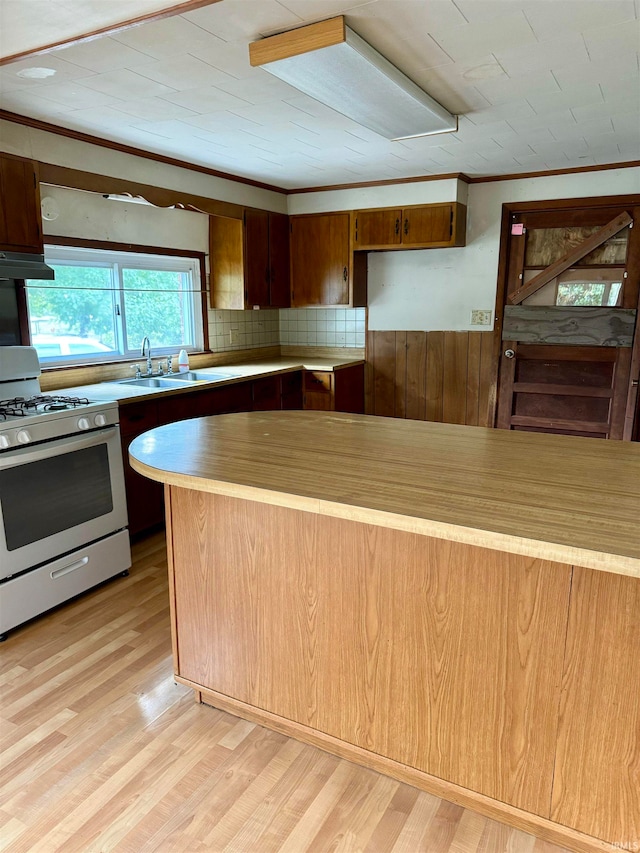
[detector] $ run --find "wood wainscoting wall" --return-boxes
[365,330,498,427]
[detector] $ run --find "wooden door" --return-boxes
[402,204,452,246]
[268,212,290,307]
[290,213,350,306]
[0,154,42,253]
[243,209,270,308]
[496,202,640,439]
[354,208,401,248]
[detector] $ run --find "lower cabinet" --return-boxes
[252,376,281,411]
[157,382,253,424]
[121,367,361,536]
[119,401,165,537]
[303,364,364,413]
[281,370,303,410]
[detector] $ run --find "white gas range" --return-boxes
[0,347,131,639]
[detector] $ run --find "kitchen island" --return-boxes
[129,411,640,853]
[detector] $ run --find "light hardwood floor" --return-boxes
[0,532,572,853]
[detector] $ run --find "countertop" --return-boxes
[49,357,364,403]
[129,410,640,578]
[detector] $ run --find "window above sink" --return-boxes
[26,244,205,368]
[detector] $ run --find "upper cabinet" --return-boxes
[290,212,366,307]
[0,154,43,254]
[265,211,290,307]
[353,202,466,251]
[210,209,290,309]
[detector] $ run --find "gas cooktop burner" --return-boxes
[0,395,92,419]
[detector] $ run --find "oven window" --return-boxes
[0,445,113,551]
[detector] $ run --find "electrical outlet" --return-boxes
[229,329,239,344]
[471,310,492,326]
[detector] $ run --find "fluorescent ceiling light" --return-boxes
[249,17,457,141]
[103,193,152,205]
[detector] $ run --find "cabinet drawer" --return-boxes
[119,401,159,437]
[304,371,333,394]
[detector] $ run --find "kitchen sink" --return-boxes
[116,377,194,388]
[167,371,233,382]
[114,371,234,388]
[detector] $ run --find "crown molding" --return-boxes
[465,161,640,184]
[0,110,286,195]
[2,108,638,199]
[287,172,471,194]
[0,0,222,66]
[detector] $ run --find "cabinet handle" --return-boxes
[343,266,348,282]
[395,218,400,235]
[404,218,409,236]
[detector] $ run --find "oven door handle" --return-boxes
[0,426,119,470]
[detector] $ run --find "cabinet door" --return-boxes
[209,217,245,310]
[118,401,164,536]
[402,204,453,246]
[303,371,334,410]
[334,364,365,414]
[252,376,281,410]
[291,213,350,306]
[0,154,42,253]
[158,383,253,422]
[244,209,270,308]
[121,433,165,536]
[281,371,303,409]
[354,209,401,249]
[268,212,290,307]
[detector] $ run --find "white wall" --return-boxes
[289,166,640,331]
[41,185,209,253]
[287,177,466,215]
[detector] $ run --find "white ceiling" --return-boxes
[0,0,639,190]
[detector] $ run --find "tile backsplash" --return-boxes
[208,309,280,352]
[208,308,366,352]
[280,308,366,347]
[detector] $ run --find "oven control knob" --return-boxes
[16,429,32,444]
[94,413,107,427]
[0,435,10,449]
[77,417,91,431]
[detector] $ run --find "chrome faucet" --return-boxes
[141,336,153,375]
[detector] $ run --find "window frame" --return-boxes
[25,238,209,367]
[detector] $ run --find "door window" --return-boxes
[522,268,624,306]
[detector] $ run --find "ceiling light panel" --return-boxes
[250,17,457,141]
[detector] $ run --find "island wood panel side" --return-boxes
[551,567,640,843]
[168,487,572,818]
[366,330,497,427]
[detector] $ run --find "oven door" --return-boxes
[0,425,128,579]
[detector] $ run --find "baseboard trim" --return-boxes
[176,677,612,853]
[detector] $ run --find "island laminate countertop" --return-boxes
[129,410,640,577]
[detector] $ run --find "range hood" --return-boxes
[0,250,54,280]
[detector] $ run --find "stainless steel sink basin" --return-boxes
[116,377,192,388]
[168,371,233,382]
[114,371,234,388]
